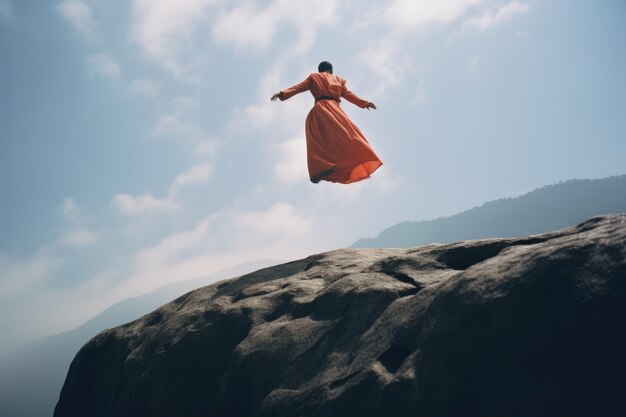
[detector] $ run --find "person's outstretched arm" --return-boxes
[341,81,377,110]
[271,76,311,102]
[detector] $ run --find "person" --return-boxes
[271,61,382,184]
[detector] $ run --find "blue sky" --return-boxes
[1,0,625,353]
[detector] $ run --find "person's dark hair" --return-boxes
[318,61,333,73]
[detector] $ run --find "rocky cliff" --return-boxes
[55,215,626,417]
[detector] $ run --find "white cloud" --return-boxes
[286,0,341,55]
[0,0,12,20]
[213,3,276,51]
[117,214,224,295]
[112,193,180,216]
[0,252,63,298]
[171,163,213,190]
[382,0,483,33]
[466,54,479,71]
[57,197,101,247]
[133,217,212,273]
[272,136,307,184]
[465,1,529,31]
[234,66,310,133]
[59,197,83,221]
[238,92,309,134]
[412,78,428,104]
[85,53,121,79]
[59,228,100,247]
[213,0,340,55]
[241,100,277,130]
[172,96,201,110]
[131,78,160,98]
[57,0,95,36]
[111,140,216,221]
[237,202,312,237]
[355,39,409,96]
[130,0,218,76]
[194,138,218,158]
[116,202,317,297]
[153,112,197,136]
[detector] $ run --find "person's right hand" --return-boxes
[270,92,281,101]
[365,102,377,110]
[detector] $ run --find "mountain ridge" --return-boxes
[354,174,626,247]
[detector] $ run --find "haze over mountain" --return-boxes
[354,175,626,248]
[4,174,625,417]
[0,259,280,417]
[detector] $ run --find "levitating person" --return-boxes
[270,61,382,184]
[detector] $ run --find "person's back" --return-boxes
[307,72,343,100]
[271,61,382,184]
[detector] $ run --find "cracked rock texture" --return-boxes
[55,215,626,417]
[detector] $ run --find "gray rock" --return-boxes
[55,215,626,417]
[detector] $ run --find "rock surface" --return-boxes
[55,215,626,417]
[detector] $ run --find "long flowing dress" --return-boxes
[279,72,383,184]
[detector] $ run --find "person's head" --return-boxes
[318,61,333,74]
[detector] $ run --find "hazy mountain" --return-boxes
[354,175,626,248]
[0,259,281,417]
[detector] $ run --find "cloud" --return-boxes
[194,138,218,158]
[59,197,83,222]
[412,78,428,104]
[117,202,315,297]
[237,202,312,237]
[382,0,482,33]
[212,3,276,51]
[59,228,100,247]
[132,217,211,273]
[355,38,409,96]
[360,1,528,93]
[234,65,310,133]
[112,193,180,216]
[0,252,63,299]
[116,215,223,295]
[272,136,308,184]
[153,112,198,136]
[112,140,217,221]
[57,0,95,36]
[131,78,160,98]
[464,1,529,31]
[171,163,213,191]
[172,96,201,110]
[58,197,101,247]
[0,0,12,20]
[466,54,479,71]
[374,1,528,39]
[213,0,340,55]
[85,53,121,79]
[130,0,219,76]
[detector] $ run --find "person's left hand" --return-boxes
[365,102,377,110]
[270,92,281,101]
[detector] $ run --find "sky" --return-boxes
[0,0,625,354]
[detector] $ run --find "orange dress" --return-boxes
[279,72,383,184]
